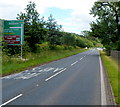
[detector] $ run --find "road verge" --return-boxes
[99,54,107,105]
[100,50,118,106]
[2,49,88,76]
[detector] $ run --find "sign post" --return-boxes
[4,20,24,59]
[21,45,23,60]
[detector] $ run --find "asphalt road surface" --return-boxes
[1,49,102,106]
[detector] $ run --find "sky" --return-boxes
[0,0,97,34]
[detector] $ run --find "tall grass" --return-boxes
[100,51,118,105]
[2,48,88,76]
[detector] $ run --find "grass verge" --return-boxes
[2,48,88,76]
[100,51,118,105]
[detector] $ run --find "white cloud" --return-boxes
[35,0,96,33]
[0,0,97,34]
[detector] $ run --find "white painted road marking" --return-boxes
[0,94,23,107]
[99,55,107,105]
[83,55,86,58]
[79,57,83,60]
[32,67,39,71]
[45,68,67,81]
[71,61,78,66]
[53,68,64,72]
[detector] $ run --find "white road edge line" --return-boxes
[71,61,78,66]
[0,94,23,107]
[45,68,67,81]
[99,55,107,105]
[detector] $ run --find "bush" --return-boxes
[76,38,86,48]
[39,42,50,51]
[61,34,76,46]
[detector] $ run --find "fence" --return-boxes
[110,50,120,62]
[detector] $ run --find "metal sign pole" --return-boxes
[20,23,23,60]
[21,45,22,60]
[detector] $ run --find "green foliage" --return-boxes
[61,33,76,46]
[100,51,118,105]
[90,1,120,51]
[17,1,48,52]
[2,39,21,56]
[2,1,98,57]
[76,38,86,48]
[38,42,50,51]
[46,14,62,47]
[2,48,88,76]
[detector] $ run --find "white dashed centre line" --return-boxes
[79,57,83,60]
[0,94,23,107]
[45,68,67,81]
[71,61,78,66]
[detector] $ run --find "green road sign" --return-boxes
[4,20,24,45]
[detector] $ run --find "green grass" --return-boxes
[1,48,88,76]
[100,51,118,105]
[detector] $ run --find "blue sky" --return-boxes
[43,7,72,19]
[0,0,97,34]
[41,7,75,33]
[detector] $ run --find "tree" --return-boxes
[90,1,120,50]
[61,33,76,46]
[46,14,62,47]
[76,37,86,48]
[17,1,47,52]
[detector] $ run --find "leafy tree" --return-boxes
[81,30,101,47]
[46,14,62,47]
[61,33,76,46]
[90,1,120,50]
[17,1,47,52]
[76,37,86,48]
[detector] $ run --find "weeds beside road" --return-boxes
[2,48,88,76]
[100,51,118,105]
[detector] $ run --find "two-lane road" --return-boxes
[1,49,105,106]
